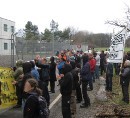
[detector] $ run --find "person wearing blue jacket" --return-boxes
[57,58,66,74]
[30,61,40,81]
[80,59,91,108]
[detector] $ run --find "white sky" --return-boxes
[0,0,130,33]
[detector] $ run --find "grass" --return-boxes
[105,75,130,110]
[95,47,130,52]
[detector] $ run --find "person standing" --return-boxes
[57,63,73,118]
[70,61,78,118]
[88,53,96,90]
[80,59,91,108]
[35,56,50,106]
[100,50,106,75]
[35,58,50,86]
[95,52,100,79]
[13,59,23,108]
[23,78,42,118]
[30,61,40,81]
[120,60,130,104]
[49,56,56,93]
[106,62,113,92]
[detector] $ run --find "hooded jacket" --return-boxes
[23,92,39,118]
[49,57,56,81]
[70,61,79,90]
[80,60,91,81]
[120,66,130,85]
[13,60,23,81]
[22,62,32,93]
[59,64,73,96]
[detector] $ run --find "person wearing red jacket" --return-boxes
[88,53,96,90]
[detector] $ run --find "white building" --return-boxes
[0,17,15,55]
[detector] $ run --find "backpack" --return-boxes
[38,96,50,118]
[27,95,50,118]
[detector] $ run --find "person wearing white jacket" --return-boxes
[95,52,100,79]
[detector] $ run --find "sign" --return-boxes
[107,28,126,63]
[77,45,81,49]
[0,67,17,110]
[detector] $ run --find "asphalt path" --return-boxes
[0,80,99,118]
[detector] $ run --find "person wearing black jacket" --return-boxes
[22,62,32,94]
[120,60,130,104]
[21,62,33,107]
[35,57,50,106]
[58,63,73,118]
[70,61,82,118]
[49,56,56,93]
[80,59,91,108]
[23,78,42,118]
[106,62,113,92]
[82,53,89,66]
[35,58,50,86]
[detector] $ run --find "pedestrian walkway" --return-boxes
[0,79,100,118]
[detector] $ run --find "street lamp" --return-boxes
[11,33,17,67]
[50,19,58,56]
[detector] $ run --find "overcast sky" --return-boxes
[0,0,130,33]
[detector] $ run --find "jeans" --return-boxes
[62,95,71,118]
[82,81,90,105]
[106,75,112,91]
[95,65,99,79]
[122,85,129,103]
[76,83,82,101]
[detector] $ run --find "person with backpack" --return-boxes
[23,78,49,118]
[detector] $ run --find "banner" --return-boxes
[0,67,17,110]
[107,28,126,63]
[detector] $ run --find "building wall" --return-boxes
[0,17,15,55]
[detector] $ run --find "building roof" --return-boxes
[0,17,15,23]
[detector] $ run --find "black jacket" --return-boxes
[70,61,79,90]
[36,61,50,82]
[38,81,50,106]
[23,92,39,118]
[22,62,32,94]
[49,60,56,82]
[59,64,73,96]
[120,67,130,85]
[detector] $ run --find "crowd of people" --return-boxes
[12,49,130,118]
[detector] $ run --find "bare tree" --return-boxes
[105,5,130,32]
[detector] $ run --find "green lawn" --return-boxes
[95,47,130,52]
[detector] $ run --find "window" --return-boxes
[4,24,8,32]
[4,43,8,50]
[11,26,14,33]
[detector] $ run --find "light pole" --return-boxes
[50,19,58,56]
[11,33,16,67]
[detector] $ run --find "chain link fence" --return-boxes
[0,39,72,67]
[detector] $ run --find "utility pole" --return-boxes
[50,19,58,56]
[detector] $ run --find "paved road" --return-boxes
[0,80,99,118]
